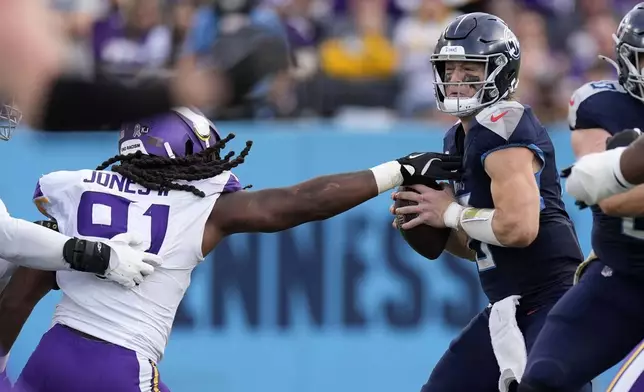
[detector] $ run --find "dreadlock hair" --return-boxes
[96,133,253,197]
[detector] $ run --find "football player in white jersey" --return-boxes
[0,107,462,392]
[0,102,162,287]
[0,98,166,389]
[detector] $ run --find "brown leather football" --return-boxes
[395,186,451,260]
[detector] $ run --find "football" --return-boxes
[395,186,451,260]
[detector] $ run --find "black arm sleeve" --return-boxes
[39,77,175,131]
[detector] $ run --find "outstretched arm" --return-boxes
[214,170,379,234]
[202,153,463,252]
[0,211,111,275]
[0,210,71,271]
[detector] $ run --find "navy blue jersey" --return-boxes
[569,79,644,276]
[444,100,583,308]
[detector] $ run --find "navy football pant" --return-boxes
[421,295,591,392]
[519,261,644,392]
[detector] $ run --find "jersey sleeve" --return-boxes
[223,172,242,193]
[474,101,545,167]
[33,180,52,218]
[33,171,81,220]
[192,170,244,197]
[568,81,624,131]
[0,199,8,219]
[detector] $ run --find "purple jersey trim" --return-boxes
[33,181,44,200]
[223,174,242,193]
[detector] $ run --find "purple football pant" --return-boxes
[607,339,644,392]
[0,370,10,392]
[14,324,170,392]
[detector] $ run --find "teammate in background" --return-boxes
[564,112,644,206]
[1,107,461,392]
[390,13,587,392]
[518,4,644,392]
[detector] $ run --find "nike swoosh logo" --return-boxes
[408,153,426,159]
[421,158,439,175]
[490,111,509,122]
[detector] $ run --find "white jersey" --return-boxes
[0,239,14,371]
[0,199,16,293]
[34,169,239,362]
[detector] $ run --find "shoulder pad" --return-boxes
[38,170,86,189]
[177,171,242,197]
[568,80,625,129]
[224,172,242,193]
[33,170,86,218]
[474,100,524,141]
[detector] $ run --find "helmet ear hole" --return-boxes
[185,140,194,156]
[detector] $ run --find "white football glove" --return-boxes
[98,233,162,288]
[564,147,633,206]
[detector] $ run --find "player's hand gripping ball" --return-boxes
[389,151,462,260]
[391,183,450,260]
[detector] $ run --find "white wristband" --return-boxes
[443,202,464,229]
[611,147,635,190]
[369,161,404,194]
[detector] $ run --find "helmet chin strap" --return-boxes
[598,55,620,73]
[600,34,624,73]
[602,33,644,104]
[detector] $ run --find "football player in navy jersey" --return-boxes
[564,6,644,208]
[518,4,644,392]
[390,12,588,392]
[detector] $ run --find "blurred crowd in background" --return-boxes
[50,0,640,125]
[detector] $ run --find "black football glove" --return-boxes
[606,128,642,150]
[396,152,463,187]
